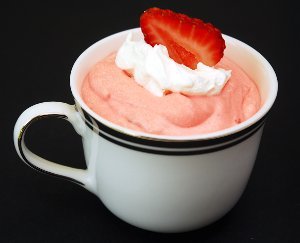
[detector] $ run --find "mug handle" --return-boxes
[13,102,93,191]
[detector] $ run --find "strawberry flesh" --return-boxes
[140,8,225,69]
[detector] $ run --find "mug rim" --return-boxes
[70,28,278,142]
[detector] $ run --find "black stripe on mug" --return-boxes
[78,105,267,155]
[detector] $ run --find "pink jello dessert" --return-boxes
[81,54,260,136]
[80,8,261,136]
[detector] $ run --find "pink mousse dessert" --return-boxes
[81,8,261,136]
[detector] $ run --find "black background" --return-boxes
[2,1,299,242]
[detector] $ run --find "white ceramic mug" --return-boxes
[13,28,277,233]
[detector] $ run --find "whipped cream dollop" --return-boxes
[115,33,231,97]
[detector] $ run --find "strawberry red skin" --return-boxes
[140,8,225,69]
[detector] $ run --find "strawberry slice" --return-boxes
[140,7,225,69]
